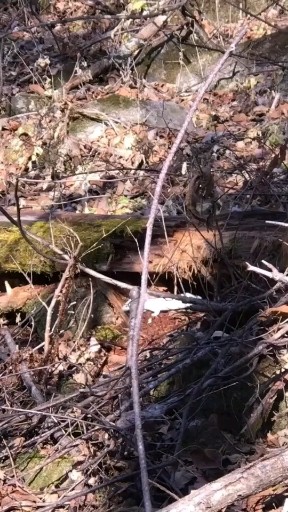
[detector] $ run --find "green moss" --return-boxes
[69,117,104,136]
[0,217,145,273]
[38,0,51,11]
[97,94,135,110]
[59,379,82,394]
[151,379,171,400]
[264,124,285,148]
[16,451,73,490]
[94,325,121,342]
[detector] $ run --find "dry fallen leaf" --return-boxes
[265,305,288,317]
[27,84,46,96]
[232,113,248,122]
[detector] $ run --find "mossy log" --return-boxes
[0,209,287,276]
[0,210,147,273]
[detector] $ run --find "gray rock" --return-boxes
[69,117,106,141]
[72,94,195,135]
[10,93,50,116]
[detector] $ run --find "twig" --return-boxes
[127,286,154,505]
[149,479,179,501]
[270,92,281,112]
[127,286,141,366]
[44,246,80,358]
[74,278,94,342]
[246,260,288,284]
[266,220,288,227]
[1,405,95,425]
[127,25,247,512]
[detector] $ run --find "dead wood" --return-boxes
[0,209,287,276]
[108,226,287,275]
[159,447,288,512]
[0,283,56,314]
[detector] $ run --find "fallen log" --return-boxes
[158,447,288,512]
[0,209,286,276]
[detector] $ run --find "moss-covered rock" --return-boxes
[16,451,73,491]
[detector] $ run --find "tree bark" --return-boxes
[159,448,288,512]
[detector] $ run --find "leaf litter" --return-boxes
[1,1,288,511]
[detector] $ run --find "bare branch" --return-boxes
[128,25,248,512]
[158,447,288,512]
[44,246,81,359]
[246,260,288,284]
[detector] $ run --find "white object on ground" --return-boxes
[89,336,101,353]
[283,498,288,512]
[123,293,202,317]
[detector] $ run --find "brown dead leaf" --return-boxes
[27,84,46,96]
[143,87,160,102]
[73,371,90,385]
[247,484,287,512]
[281,103,288,116]
[1,485,39,509]
[235,140,246,150]
[268,429,288,447]
[268,106,282,119]
[106,352,127,370]
[265,305,288,317]
[266,431,281,447]
[116,87,138,99]
[232,113,248,122]
[195,112,210,128]
[9,31,30,41]
[43,493,59,503]
[215,124,226,132]
[92,195,110,214]
[115,180,125,196]
[7,120,21,131]
[11,437,25,449]
[111,135,122,146]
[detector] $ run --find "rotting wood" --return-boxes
[0,283,56,314]
[0,209,286,275]
[106,227,287,276]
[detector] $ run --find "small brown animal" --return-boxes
[185,166,216,225]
